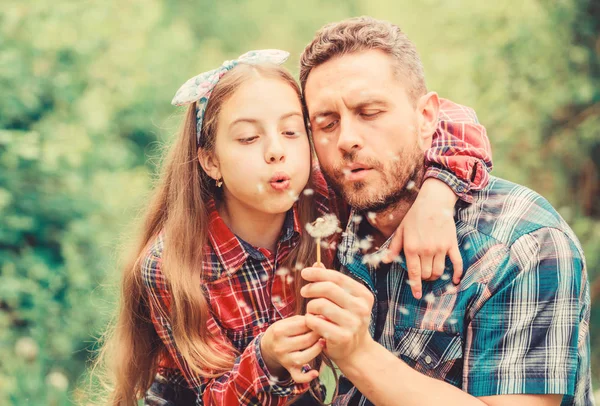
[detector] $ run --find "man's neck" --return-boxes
[364,198,416,248]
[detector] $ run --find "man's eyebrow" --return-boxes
[350,98,388,109]
[309,98,388,122]
[309,110,335,122]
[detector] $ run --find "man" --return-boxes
[298,16,592,406]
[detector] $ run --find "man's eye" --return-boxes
[322,120,338,130]
[361,111,381,118]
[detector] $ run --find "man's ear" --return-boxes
[416,91,440,151]
[198,148,220,181]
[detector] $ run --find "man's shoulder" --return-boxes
[456,176,580,250]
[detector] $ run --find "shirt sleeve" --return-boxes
[141,242,309,405]
[424,98,493,203]
[463,227,588,398]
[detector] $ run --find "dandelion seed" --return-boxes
[287,190,299,201]
[319,137,329,145]
[406,279,416,287]
[406,180,416,190]
[441,208,454,218]
[303,188,314,196]
[15,337,38,362]
[424,293,436,304]
[367,212,377,222]
[362,251,386,267]
[352,215,363,224]
[46,371,69,391]
[342,168,351,177]
[260,274,269,282]
[388,213,395,221]
[463,241,472,250]
[286,276,294,284]
[276,267,289,277]
[358,236,374,251]
[399,306,410,315]
[257,183,265,193]
[445,285,458,294]
[294,262,304,271]
[448,318,458,325]
[441,273,451,281]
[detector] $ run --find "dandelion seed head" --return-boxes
[406,180,416,190]
[305,214,340,238]
[303,188,314,196]
[424,293,436,304]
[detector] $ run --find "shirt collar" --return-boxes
[206,198,302,277]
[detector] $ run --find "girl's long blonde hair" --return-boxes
[92,64,322,405]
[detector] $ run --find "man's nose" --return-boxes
[337,118,363,153]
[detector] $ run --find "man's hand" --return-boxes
[383,178,464,299]
[261,315,324,383]
[300,265,374,362]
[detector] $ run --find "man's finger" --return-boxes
[305,313,347,343]
[306,298,356,327]
[301,267,369,300]
[383,227,403,264]
[449,245,464,284]
[301,280,354,309]
[405,252,422,299]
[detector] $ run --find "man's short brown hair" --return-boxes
[299,16,427,104]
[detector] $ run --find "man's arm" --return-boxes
[300,225,585,406]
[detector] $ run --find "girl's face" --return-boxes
[202,76,311,215]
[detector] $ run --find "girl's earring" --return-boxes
[216,178,223,188]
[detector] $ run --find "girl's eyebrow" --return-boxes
[230,112,303,129]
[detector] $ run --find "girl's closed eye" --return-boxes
[238,135,259,144]
[282,129,303,137]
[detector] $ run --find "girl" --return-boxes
[93,49,492,406]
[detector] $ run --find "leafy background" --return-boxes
[1,0,598,404]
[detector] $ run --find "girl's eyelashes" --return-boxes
[238,135,259,144]
[282,130,303,137]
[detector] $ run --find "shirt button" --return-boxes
[424,355,432,364]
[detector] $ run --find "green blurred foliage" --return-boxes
[0,0,598,404]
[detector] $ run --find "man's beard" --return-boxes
[321,145,425,213]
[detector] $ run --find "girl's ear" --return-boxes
[198,148,221,181]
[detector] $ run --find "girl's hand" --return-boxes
[383,178,464,299]
[261,315,324,383]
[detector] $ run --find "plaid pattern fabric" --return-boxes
[335,176,593,405]
[424,98,493,203]
[142,199,315,406]
[141,98,495,405]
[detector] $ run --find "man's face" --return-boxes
[304,49,432,213]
